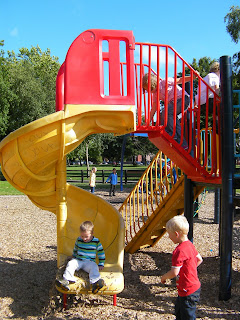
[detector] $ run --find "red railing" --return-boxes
[120,42,221,178]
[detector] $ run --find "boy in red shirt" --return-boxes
[161,215,203,320]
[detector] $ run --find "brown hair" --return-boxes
[80,221,94,233]
[142,73,158,91]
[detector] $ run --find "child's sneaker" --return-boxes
[55,279,70,291]
[92,278,104,294]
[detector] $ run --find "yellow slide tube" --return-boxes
[0,104,135,295]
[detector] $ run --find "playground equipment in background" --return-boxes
[1,29,230,305]
[233,90,240,178]
[233,90,240,208]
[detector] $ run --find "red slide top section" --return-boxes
[64,29,135,106]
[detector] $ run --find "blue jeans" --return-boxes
[63,258,101,284]
[175,287,201,320]
[90,186,95,193]
[161,97,189,149]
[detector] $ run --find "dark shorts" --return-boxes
[175,287,201,320]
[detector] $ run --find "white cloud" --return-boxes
[10,27,19,37]
[135,44,175,67]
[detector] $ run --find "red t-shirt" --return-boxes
[172,240,201,297]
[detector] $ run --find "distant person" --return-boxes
[142,73,195,149]
[56,221,105,294]
[105,168,118,196]
[89,167,97,194]
[161,216,203,320]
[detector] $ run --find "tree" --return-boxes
[100,133,157,164]
[67,134,104,166]
[190,57,216,78]
[0,45,12,138]
[0,45,60,140]
[224,6,240,44]
[224,6,240,89]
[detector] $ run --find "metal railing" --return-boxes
[119,42,221,178]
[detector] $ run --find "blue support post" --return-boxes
[120,134,129,191]
[219,56,234,301]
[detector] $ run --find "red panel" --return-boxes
[56,63,65,111]
[148,131,221,184]
[64,29,135,105]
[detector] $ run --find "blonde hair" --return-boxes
[92,167,97,172]
[142,73,158,91]
[80,221,94,233]
[166,215,189,235]
[210,61,220,73]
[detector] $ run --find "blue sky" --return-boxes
[1,0,239,65]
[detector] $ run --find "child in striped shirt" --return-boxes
[57,221,105,293]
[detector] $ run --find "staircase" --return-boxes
[119,151,205,253]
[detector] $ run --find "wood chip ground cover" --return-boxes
[0,190,239,319]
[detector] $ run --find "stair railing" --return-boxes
[118,151,183,245]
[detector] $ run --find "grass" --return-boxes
[0,164,143,195]
[0,181,23,195]
[0,180,135,196]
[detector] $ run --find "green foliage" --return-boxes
[232,51,240,89]
[224,6,240,44]
[191,57,217,77]
[67,133,158,164]
[0,45,60,140]
[225,6,240,87]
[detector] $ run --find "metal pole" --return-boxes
[184,175,194,242]
[219,55,234,301]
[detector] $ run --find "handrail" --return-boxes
[120,41,221,180]
[118,151,183,245]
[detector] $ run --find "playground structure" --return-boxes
[0,29,235,304]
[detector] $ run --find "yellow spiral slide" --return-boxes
[0,104,135,295]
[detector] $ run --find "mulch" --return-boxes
[0,188,239,320]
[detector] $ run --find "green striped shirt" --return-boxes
[72,236,105,267]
